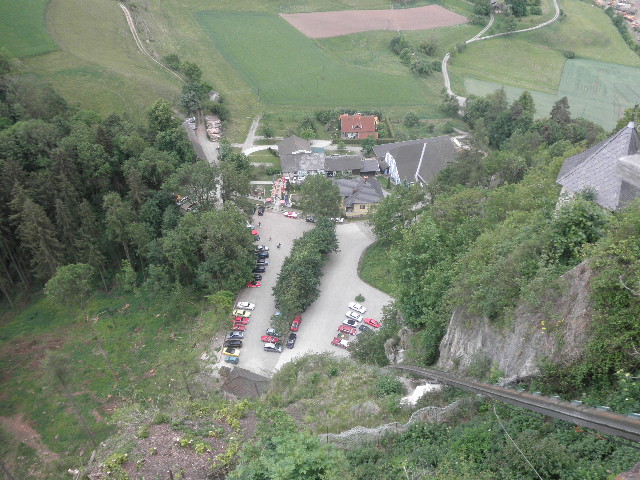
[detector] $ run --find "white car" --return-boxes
[342,318,358,328]
[236,302,255,310]
[264,342,282,353]
[345,311,363,322]
[330,217,344,223]
[257,245,269,251]
[348,302,366,314]
[283,211,299,218]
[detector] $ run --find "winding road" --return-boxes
[443,0,561,104]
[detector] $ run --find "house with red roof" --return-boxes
[339,113,379,140]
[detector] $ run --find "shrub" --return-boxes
[355,294,365,302]
[404,112,420,128]
[563,49,575,58]
[375,375,405,397]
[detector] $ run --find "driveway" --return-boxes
[235,212,393,377]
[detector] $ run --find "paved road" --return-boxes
[235,212,393,377]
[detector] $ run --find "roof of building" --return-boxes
[324,154,362,171]
[334,177,384,207]
[280,152,325,174]
[360,158,380,173]
[557,122,640,210]
[340,114,378,134]
[278,135,311,156]
[220,367,270,398]
[374,137,458,184]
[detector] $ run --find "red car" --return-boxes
[338,325,357,336]
[293,314,302,322]
[290,318,300,332]
[233,317,250,325]
[364,318,381,328]
[331,337,349,349]
[247,281,261,288]
[251,229,259,236]
[261,335,279,343]
[231,324,247,332]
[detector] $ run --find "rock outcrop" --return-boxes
[437,261,593,383]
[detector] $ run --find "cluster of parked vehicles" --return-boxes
[331,302,381,349]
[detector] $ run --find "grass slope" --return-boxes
[195,12,430,107]
[20,0,181,122]
[0,0,57,57]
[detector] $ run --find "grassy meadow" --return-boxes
[0,0,57,57]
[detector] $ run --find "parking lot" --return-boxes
[232,209,393,377]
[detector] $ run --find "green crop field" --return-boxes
[0,0,57,57]
[464,59,640,130]
[195,12,432,108]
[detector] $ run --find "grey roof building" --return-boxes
[557,121,640,210]
[278,135,311,156]
[334,177,384,211]
[373,136,458,185]
[280,152,325,175]
[324,154,362,173]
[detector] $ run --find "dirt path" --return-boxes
[0,414,59,463]
[118,2,185,84]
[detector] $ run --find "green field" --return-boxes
[0,0,57,57]
[195,12,433,107]
[465,59,640,130]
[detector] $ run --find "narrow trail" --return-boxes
[118,2,185,84]
[442,0,561,104]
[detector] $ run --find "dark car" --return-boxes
[256,258,269,265]
[253,273,262,280]
[224,339,243,348]
[305,215,316,223]
[256,251,269,258]
[287,333,297,349]
[226,331,244,340]
[253,266,266,273]
[359,324,372,333]
[257,206,265,216]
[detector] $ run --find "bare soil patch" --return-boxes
[0,414,60,463]
[281,5,467,39]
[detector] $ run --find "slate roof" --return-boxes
[557,122,640,210]
[374,137,457,184]
[324,154,362,172]
[340,114,378,134]
[280,152,325,174]
[278,135,311,156]
[220,367,270,398]
[334,177,384,207]
[361,158,380,173]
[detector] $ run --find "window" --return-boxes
[359,205,366,209]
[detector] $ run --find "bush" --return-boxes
[355,294,365,302]
[390,34,411,55]
[375,375,405,397]
[563,50,575,58]
[530,6,543,14]
[404,112,420,128]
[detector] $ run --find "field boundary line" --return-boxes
[443,0,560,104]
[117,2,185,84]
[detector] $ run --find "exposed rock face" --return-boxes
[437,262,593,383]
[385,326,412,364]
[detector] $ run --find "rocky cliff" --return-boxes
[437,262,593,383]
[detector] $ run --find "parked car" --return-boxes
[290,320,300,332]
[345,311,363,322]
[222,347,240,357]
[256,245,269,251]
[305,216,316,223]
[224,355,239,364]
[253,266,266,273]
[246,222,254,229]
[253,273,263,280]
[256,251,269,258]
[224,339,243,348]
[348,302,366,314]
[256,258,269,265]
[359,324,372,333]
[232,309,252,317]
[330,217,344,223]
[283,211,299,218]
[287,333,297,349]
[251,229,259,236]
[266,328,281,337]
[232,316,249,325]
[247,281,261,288]
[264,342,282,353]
[342,318,358,328]
[331,337,349,349]
[257,206,265,215]
[226,331,244,340]
[338,325,357,336]
[261,335,279,344]
[231,324,247,332]
[236,302,255,310]
[364,318,381,328]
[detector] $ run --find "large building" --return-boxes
[373,136,458,186]
[557,121,640,210]
[333,177,384,217]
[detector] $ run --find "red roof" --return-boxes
[340,114,379,138]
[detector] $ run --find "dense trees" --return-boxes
[0,60,252,304]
